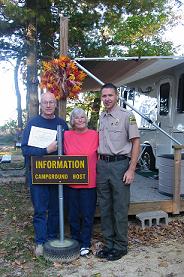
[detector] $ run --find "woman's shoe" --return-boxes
[80,247,90,256]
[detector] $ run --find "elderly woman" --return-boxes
[64,108,98,256]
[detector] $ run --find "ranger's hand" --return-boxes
[123,168,135,185]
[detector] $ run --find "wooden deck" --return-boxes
[95,172,184,217]
[129,172,184,215]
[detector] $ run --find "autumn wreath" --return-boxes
[40,56,87,100]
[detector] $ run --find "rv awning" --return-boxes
[75,57,184,92]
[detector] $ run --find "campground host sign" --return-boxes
[31,155,88,184]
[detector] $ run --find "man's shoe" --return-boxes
[96,247,112,259]
[107,248,127,261]
[35,244,44,257]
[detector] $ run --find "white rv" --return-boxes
[117,58,184,170]
[76,57,184,171]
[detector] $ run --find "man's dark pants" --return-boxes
[97,158,130,251]
[28,174,59,244]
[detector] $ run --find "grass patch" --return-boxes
[0,183,52,276]
[0,146,22,156]
[0,134,15,145]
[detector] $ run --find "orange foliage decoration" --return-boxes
[40,56,87,100]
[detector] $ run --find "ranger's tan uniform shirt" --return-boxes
[98,105,140,156]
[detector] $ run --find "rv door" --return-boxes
[156,77,174,156]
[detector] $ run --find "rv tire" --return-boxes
[141,144,156,171]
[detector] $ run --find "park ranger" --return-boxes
[96,83,140,261]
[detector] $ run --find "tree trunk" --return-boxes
[59,16,69,120]
[14,56,23,129]
[26,1,39,119]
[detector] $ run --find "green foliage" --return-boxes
[0,0,178,61]
[0,109,27,135]
[0,120,18,135]
[126,37,174,57]
[0,0,181,125]
[98,0,175,56]
[65,91,101,129]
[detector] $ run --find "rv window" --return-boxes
[159,82,170,116]
[177,74,184,113]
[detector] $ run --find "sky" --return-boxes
[0,63,26,126]
[0,3,184,126]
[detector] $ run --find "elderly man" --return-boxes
[21,92,68,256]
[96,83,140,261]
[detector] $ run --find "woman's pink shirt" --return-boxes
[64,129,99,188]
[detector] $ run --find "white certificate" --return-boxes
[28,126,57,148]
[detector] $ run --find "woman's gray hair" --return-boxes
[70,108,88,128]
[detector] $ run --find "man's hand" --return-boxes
[46,140,57,154]
[123,168,135,185]
[123,137,140,184]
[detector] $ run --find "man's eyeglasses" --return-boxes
[41,100,56,106]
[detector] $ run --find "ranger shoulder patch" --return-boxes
[129,115,137,125]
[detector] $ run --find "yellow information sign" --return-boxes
[31,155,88,184]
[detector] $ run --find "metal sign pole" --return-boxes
[57,125,64,242]
[43,124,80,261]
